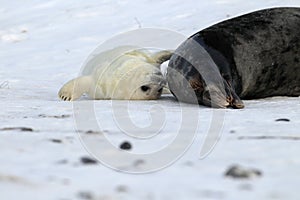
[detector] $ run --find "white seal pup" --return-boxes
[58,46,172,101]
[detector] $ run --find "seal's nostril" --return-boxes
[158,88,163,93]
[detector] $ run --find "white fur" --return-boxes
[58,46,172,101]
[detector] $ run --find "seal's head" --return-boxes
[166,36,245,109]
[112,61,166,100]
[167,57,244,109]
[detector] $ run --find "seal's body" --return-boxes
[59,46,172,101]
[167,7,300,108]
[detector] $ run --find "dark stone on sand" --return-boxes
[0,127,34,132]
[85,130,102,134]
[19,127,34,132]
[120,141,132,150]
[77,191,94,200]
[49,139,63,143]
[275,118,290,122]
[38,114,71,119]
[225,165,262,179]
[80,156,98,165]
[116,185,129,193]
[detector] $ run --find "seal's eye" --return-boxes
[141,85,150,92]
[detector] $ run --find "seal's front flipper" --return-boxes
[58,76,92,101]
[151,50,173,65]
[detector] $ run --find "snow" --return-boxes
[1,0,300,200]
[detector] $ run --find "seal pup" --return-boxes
[59,46,172,101]
[167,7,300,108]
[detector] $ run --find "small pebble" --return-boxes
[38,114,70,119]
[85,130,102,134]
[19,127,33,132]
[116,185,129,193]
[80,156,98,165]
[77,191,94,200]
[120,141,132,150]
[0,127,33,132]
[50,139,62,143]
[275,118,290,122]
[225,165,262,179]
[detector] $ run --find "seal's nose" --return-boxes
[231,97,244,109]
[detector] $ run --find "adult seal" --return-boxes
[59,46,172,101]
[167,7,300,108]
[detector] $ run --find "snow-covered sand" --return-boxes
[1,0,300,199]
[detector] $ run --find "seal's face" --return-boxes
[130,69,166,100]
[167,55,244,108]
[201,81,244,109]
[113,63,166,100]
[134,82,164,100]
